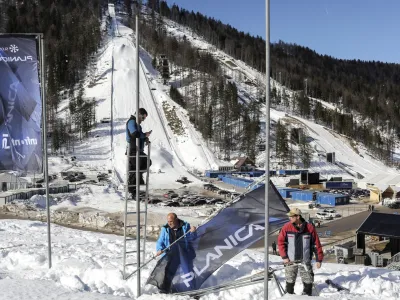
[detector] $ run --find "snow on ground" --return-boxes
[1,219,400,300]
[139,51,219,172]
[11,183,213,228]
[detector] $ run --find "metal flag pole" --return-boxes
[134,2,141,297]
[39,33,52,268]
[264,0,271,299]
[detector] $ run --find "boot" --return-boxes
[302,283,313,296]
[286,282,295,294]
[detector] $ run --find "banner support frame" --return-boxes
[0,32,51,268]
[264,1,271,299]
[38,33,52,269]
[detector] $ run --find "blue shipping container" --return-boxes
[291,191,314,201]
[276,169,308,176]
[317,195,336,206]
[286,169,308,176]
[205,171,229,178]
[250,183,265,190]
[325,181,353,189]
[205,170,272,178]
[221,176,253,188]
[277,188,301,198]
[317,193,350,206]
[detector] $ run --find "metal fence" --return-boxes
[322,235,357,248]
[334,205,369,218]
[310,205,369,220]
[0,183,85,204]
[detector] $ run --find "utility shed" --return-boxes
[0,173,28,191]
[356,212,400,256]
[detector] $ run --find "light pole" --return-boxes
[264,1,271,300]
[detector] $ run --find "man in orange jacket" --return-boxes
[278,208,323,296]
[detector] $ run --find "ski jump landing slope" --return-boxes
[290,114,398,178]
[110,21,201,189]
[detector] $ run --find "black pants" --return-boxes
[128,146,152,172]
[161,253,194,293]
[128,147,152,192]
[161,254,181,293]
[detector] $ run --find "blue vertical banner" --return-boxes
[0,36,42,171]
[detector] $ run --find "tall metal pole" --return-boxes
[134,3,141,297]
[264,1,270,299]
[40,34,52,269]
[123,143,129,279]
[111,56,114,150]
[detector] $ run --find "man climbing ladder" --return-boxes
[126,107,152,196]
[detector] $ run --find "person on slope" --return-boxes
[126,108,152,196]
[278,208,323,296]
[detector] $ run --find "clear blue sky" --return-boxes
[164,0,400,63]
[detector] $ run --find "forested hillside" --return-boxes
[2,0,400,165]
[0,0,106,150]
[149,0,400,165]
[129,1,262,160]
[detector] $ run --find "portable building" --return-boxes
[277,188,301,198]
[0,173,28,191]
[316,193,349,206]
[291,191,314,202]
[221,176,253,189]
[324,181,353,190]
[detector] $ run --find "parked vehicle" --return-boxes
[217,190,230,195]
[76,174,86,180]
[230,192,241,199]
[316,212,333,220]
[308,201,321,209]
[319,208,341,218]
[100,117,111,123]
[388,203,400,209]
[160,201,180,207]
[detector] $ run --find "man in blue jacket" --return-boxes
[156,213,197,293]
[126,108,152,195]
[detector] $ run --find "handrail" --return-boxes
[321,234,356,248]
[388,252,400,265]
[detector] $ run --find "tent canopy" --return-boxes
[357,212,400,238]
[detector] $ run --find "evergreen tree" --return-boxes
[205,105,213,139]
[124,0,132,16]
[296,91,311,117]
[169,86,185,108]
[275,121,289,165]
[299,133,312,168]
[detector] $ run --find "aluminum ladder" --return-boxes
[122,142,151,281]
